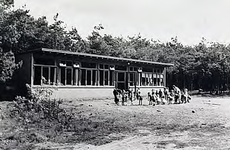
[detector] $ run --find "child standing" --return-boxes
[148,92,152,105]
[137,91,143,105]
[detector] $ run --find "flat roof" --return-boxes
[28,48,174,67]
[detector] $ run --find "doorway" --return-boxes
[116,71,128,90]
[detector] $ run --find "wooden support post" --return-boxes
[30,54,34,86]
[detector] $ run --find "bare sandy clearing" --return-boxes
[66,96,230,150]
[1,96,230,149]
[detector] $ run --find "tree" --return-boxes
[0,48,20,83]
[0,1,22,100]
[0,0,18,84]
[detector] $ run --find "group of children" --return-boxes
[147,85,191,106]
[113,85,191,106]
[113,87,142,105]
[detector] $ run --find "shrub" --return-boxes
[8,85,74,132]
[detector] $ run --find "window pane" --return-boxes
[42,67,49,84]
[118,72,125,81]
[87,70,91,85]
[66,68,72,85]
[157,78,160,86]
[110,71,114,86]
[99,64,104,69]
[130,73,134,82]
[50,67,55,85]
[81,69,86,85]
[129,67,133,71]
[115,65,126,71]
[146,74,149,85]
[61,68,65,85]
[160,78,164,86]
[81,62,96,68]
[34,66,41,85]
[34,57,54,65]
[99,70,104,85]
[143,67,152,72]
[105,65,109,69]
[73,69,77,85]
[105,71,109,85]
[92,70,97,86]
[154,78,157,86]
[130,73,134,86]
[141,78,145,86]
[66,61,73,66]
[141,73,146,86]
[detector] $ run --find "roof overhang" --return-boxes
[24,48,174,67]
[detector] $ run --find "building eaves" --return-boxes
[30,48,174,67]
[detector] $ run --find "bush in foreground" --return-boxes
[2,85,131,149]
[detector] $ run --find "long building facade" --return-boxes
[17,48,173,99]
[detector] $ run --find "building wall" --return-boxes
[32,86,165,100]
[33,86,114,100]
[26,51,170,100]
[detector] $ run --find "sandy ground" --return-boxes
[2,96,230,150]
[41,96,230,150]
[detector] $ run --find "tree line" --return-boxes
[1,1,230,97]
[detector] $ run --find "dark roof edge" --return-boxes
[24,48,174,67]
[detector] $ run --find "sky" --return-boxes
[14,0,230,46]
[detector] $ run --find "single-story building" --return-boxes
[16,48,173,99]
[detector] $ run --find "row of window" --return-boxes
[33,66,115,86]
[141,72,164,86]
[34,58,164,73]
[33,58,165,86]
[33,66,164,86]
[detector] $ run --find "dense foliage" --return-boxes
[1,2,230,94]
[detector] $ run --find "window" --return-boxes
[33,66,56,85]
[99,64,114,86]
[129,72,136,86]
[34,66,41,85]
[154,78,157,86]
[87,70,91,85]
[81,62,96,68]
[66,61,72,67]
[66,68,72,85]
[141,72,153,86]
[109,70,114,86]
[118,72,125,81]
[50,67,55,84]
[140,67,165,86]
[81,69,86,85]
[42,67,49,84]
[143,67,152,72]
[105,71,109,85]
[92,70,97,85]
[99,70,104,85]
[61,68,66,85]
[33,56,56,85]
[34,57,55,65]
[157,77,160,86]
[59,61,80,86]
[80,68,97,86]
[115,65,126,71]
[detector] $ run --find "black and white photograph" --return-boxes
[1,0,230,149]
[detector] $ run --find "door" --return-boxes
[116,71,128,90]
